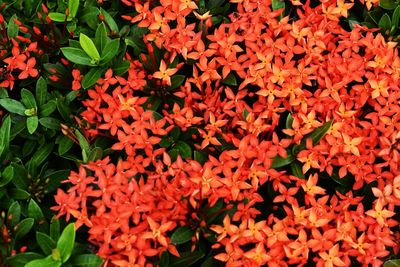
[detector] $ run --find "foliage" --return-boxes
[0,0,400,266]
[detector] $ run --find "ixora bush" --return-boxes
[1,0,400,266]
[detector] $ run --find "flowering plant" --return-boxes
[1,0,400,266]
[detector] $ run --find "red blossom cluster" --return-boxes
[47,0,400,266]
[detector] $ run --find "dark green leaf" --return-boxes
[82,68,104,89]
[100,39,120,65]
[170,126,181,140]
[36,77,47,107]
[49,12,68,22]
[15,218,34,240]
[271,153,295,168]
[201,256,220,267]
[171,226,194,244]
[56,98,71,121]
[58,136,74,155]
[272,0,285,10]
[0,99,26,115]
[159,252,170,267]
[68,0,80,18]
[21,88,37,109]
[80,33,100,62]
[170,75,185,89]
[169,251,205,267]
[221,73,237,86]
[8,201,21,227]
[70,254,104,267]
[293,120,333,154]
[95,23,109,54]
[393,6,400,27]
[61,47,97,66]
[28,199,45,222]
[379,13,392,32]
[27,116,39,134]
[9,188,30,200]
[379,0,397,9]
[290,160,305,179]
[57,223,75,263]
[88,147,103,162]
[100,8,119,33]
[50,217,60,241]
[113,60,130,76]
[175,141,192,159]
[10,163,27,190]
[36,232,56,255]
[0,115,11,159]
[7,15,19,39]
[39,101,57,117]
[0,165,13,187]
[7,252,43,267]
[39,117,60,130]
[194,150,208,165]
[26,255,61,267]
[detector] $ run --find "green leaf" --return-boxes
[113,60,130,76]
[0,165,14,187]
[175,141,192,159]
[9,188,30,199]
[159,252,170,267]
[293,120,333,154]
[36,77,47,107]
[170,126,181,140]
[61,47,96,66]
[393,6,400,27]
[271,153,295,169]
[70,254,104,267]
[48,12,68,22]
[170,75,186,89]
[286,113,293,129]
[31,143,54,168]
[290,160,305,179]
[0,99,26,115]
[58,136,74,155]
[8,201,21,227]
[26,255,61,267]
[194,150,208,165]
[100,38,120,65]
[88,147,103,162]
[36,232,56,255]
[39,101,57,117]
[170,226,194,244]
[28,199,45,222]
[7,15,19,39]
[379,0,397,9]
[39,117,61,130]
[15,218,34,240]
[7,252,43,267]
[95,23,109,54]
[379,13,392,32]
[56,98,71,121]
[21,88,37,109]
[100,8,119,33]
[272,0,285,10]
[0,115,11,160]
[57,223,75,263]
[80,33,100,62]
[221,73,237,86]
[384,260,400,267]
[50,217,60,241]
[45,170,70,193]
[82,68,104,89]
[80,6,100,29]
[169,251,205,267]
[27,116,39,134]
[68,0,80,18]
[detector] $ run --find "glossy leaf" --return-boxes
[221,73,237,86]
[0,98,26,115]
[26,255,61,267]
[393,6,400,27]
[71,254,104,267]
[80,33,100,61]
[57,223,75,263]
[100,38,120,65]
[100,8,119,33]
[48,12,68,22]
[7,252,43,267]
[82,68,104,89]
[170,226,194,244]
[36,232,56,255]
[384,260,400,267]
[379,0,397,9]
[0,165,14,187]
[58,135,74,155]
[68,0,80,18]
[39,101,57,117]
[290,160,305,179]
[293,120,333,154]
[15,218,34,240]
[39,117,61,130]
[28,199,45,222]
[95,23,109,54]
[271,153,295,168]
[61,47,96,66]
[36,77,47,106]
[0,115,11,160]
[7,15,19,39]
[27,116,39,134]
[21,88,37,109]
[379,13,392,32]
[8,201,21,227]
[169,251,205,267]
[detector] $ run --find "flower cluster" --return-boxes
[11,0,396,266]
